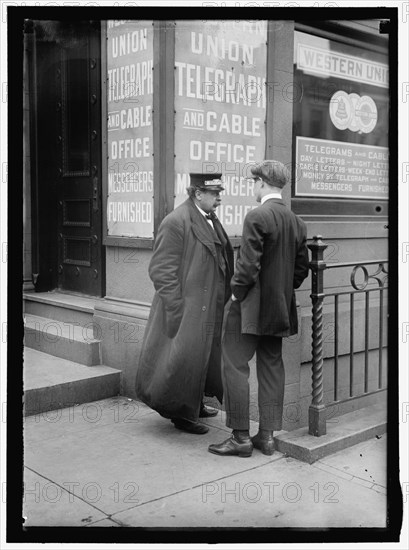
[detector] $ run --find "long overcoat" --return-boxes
[135,198,234,422]
[231,198,309,336]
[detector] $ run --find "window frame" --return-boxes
[291,20,391,223]
[102,20,174,249]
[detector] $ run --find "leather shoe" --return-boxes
[171,418,209,434]
[199,405,218,418]
[208,434,253,457]
[251,432,275,455]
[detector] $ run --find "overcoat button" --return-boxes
[202,306,207,311]
[203,287,208,292]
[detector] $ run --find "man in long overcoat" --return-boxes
[209,160,309,457]
[135,174,234,434]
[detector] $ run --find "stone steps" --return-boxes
[23,290,97,325]
[24,313,101,366]
[24,348,121,416]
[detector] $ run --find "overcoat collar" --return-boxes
[186,198,219,259]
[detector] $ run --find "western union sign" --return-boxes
[297,44,388,88]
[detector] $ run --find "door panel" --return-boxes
[56,22,104,296]
[31,37,59,292]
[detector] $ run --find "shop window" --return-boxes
[292,29,389,218]
[105,20,154,239]
[174,20,268,236]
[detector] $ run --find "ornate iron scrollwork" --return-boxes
[350,263,388,290]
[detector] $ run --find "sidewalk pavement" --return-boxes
[23,395,387,528]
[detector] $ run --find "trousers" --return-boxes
[221,300,285,431]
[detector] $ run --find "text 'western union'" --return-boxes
[297,44,388,88]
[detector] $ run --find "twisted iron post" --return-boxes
[307,235,328,436]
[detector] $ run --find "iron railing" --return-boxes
[307,235,388,436]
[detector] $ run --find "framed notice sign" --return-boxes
[174,20,267,235]
[106,20,154,238]
[295,137,388,200]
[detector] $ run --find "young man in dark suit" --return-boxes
[208,160,309,457]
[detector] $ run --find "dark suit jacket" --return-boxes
[231,198,309,336]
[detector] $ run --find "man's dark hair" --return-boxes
[251,160,289,188]
[187,186,198,198]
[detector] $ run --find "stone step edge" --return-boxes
[24,314,101,344]
[24,365,122,389]
[23,370,121,417]
[274,403,386,464]
[23,290,98,314]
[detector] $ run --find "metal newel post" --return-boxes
[307,235,328,436]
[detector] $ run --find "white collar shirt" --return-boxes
[195,203,214,229]
[261,190,283,204]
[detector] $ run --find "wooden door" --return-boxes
[56,21,104,295]
[32,21,104,296]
